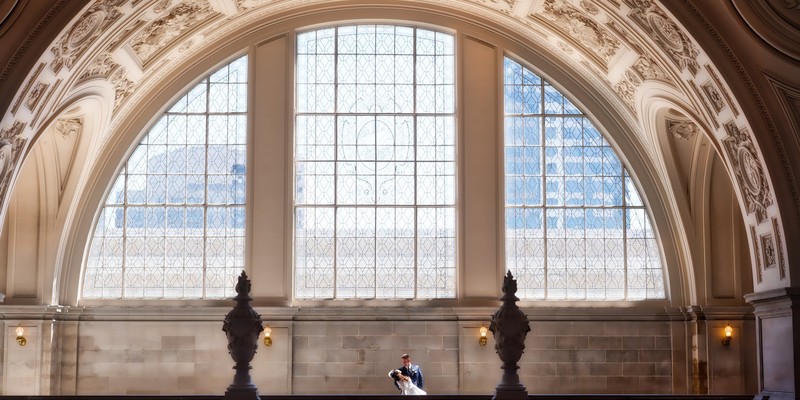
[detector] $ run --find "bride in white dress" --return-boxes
[391,369,427,395]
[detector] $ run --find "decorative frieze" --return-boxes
[626,0,700,75]
[129,2,218,66]
[50,0,126,73]
[534,0,621,67]
[722,122,773,223]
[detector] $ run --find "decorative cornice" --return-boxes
[0,0,72,93]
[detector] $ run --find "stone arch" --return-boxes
[0,0,788,302]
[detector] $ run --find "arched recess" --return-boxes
[640,84,754,306]
[47,6,692,306]
[0,81,114,305]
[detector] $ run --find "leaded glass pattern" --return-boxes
[295,26,456,299]
[504,57,664,300]
[82,56,247,299]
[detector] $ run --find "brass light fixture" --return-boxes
[722,324,733,346]
[15,325,26,347]
[479,325,488,346]
[263,325,272,347]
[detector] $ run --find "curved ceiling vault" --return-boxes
[0,0,791,297]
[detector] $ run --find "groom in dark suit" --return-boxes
[388,353,424,391]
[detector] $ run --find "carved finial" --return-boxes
[235,271,251,297]
[502,271,517,295]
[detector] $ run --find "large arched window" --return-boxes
[82,56,247,299]
[293,26,456,299]
[503,57,664,300]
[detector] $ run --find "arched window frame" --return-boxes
[75,12,663,304]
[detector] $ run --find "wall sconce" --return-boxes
[263,325,272,347]
[722,324,733,346]
[15,325,26,347]
[479,325,488,347]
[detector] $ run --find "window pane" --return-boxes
[83,56,248,300]
[295,26,456,299]
[503,57,664,301]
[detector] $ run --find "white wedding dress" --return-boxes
[398,379,427,395]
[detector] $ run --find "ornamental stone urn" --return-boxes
[489,270,532,400]
[222,271,264,400]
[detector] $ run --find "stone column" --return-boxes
[745,288,800,400]
[489,271,531,400]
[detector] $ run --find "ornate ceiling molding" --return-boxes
[0,0,793,287]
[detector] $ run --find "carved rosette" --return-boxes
[129,2,219,66]
[626,0,700,75]
[536,0,621,67]
[50,0,126,73]
[722,122,773,223]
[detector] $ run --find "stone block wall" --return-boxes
[0,307,756,395]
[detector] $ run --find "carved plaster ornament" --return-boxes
[667,120,697,142]
[722,122,773,223]
[50,0,126,73]
[580,0,600,15]
[701,82,725,113]
[0,121,27,210]
[537,0,621,66]
[110,68,135,111]
[749,225,763,283]
[626,0,700,75]
[760,233,776,269]
[80,53,119,81]
[771,218,787,280]
[26,82,49,111]
[129,2,219,66]
[614,70,641,112]
[632,55,670,83]
[53,118,83,138]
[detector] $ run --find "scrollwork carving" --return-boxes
[722,122,773,223]
[110,68,135,111]
[631,55,670,83]
[626,0,700,75]
[129,2,218,66]
[50,0,126,73]
[26,82,48,111]
[535,0,621,67]
[701,82,725,114]
[771,218,787,280]
[79,53,118,81]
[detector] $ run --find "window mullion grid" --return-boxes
[202,78,210,299]
[412,27,419,299]
[332,28,340,299]
[540,81,548,300]
[622,167,628,299]
[121,166,128,299]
